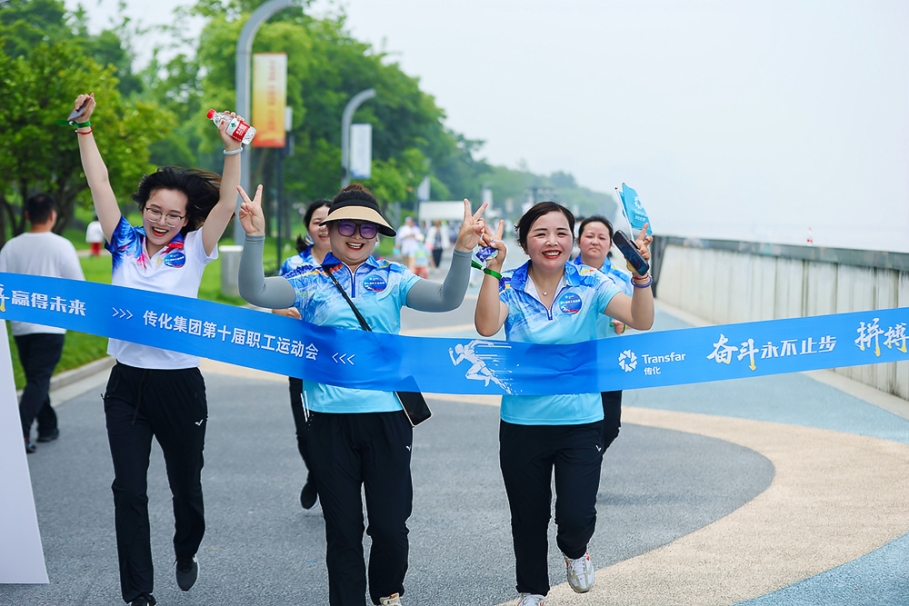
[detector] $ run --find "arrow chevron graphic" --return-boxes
[332,353,355,365]
[111,308,133,320]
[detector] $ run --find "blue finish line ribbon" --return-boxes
[0,273,907,396]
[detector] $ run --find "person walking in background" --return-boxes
[74,92,243,606]
[395,215,421,272]
[238,183,488,606]
[85,214,104,256]
[474,201,654,606]
[276,198,332,510]
[575,215,634,450]
[412,238,431,278]
[426,220,450,268]
[0,193,84,454]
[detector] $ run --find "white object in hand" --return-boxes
[206,109,257,145]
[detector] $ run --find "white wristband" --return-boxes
[223,147,243,156]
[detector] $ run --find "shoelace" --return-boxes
[566,554,590,580]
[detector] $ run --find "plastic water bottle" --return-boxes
[206,109,256,145]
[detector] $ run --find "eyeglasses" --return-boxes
[336,219,378,239]
[145,207,186,227]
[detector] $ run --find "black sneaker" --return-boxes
[130,594,156,606]
[24,438,36,454]
[176,555,199,591]
[300,481,318,510]
[37,428,60,443]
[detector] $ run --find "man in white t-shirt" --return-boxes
[0,193,84,453]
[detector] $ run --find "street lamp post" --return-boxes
[340,88,376,188]
[234,0,297,245]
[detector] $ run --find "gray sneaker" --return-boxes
[176,555,199,591]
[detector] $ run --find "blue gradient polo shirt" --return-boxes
[499,261,621,425]
[279,245,314,276]
[573,256,633,338]
[283,252,420,414]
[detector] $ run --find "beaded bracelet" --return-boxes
[632,275,653,288]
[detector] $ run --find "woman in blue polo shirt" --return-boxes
[575,215,635,451]
[237,183,488,606]
[474,201,654,606]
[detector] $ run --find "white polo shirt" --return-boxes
[106,217,216,369]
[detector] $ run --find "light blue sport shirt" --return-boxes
[279,245,314,277]
[498,261,621,426]
[573,255,633,338]
[283,252,420,414]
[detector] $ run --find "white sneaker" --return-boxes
[517,594,545,606]
[563,550,595,593]
[378,593,402,606]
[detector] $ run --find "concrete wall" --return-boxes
[657,243,909,400]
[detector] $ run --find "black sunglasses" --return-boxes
[337,219,378,239]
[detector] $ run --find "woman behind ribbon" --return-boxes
[237,183,487,606]
[575,215,635,450]
[274,198,333,510]
[474,201,654,606]
[74,93,243,606]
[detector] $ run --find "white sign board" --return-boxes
[349,123,372,180]
[418,201,466,222]
[0,321,48,583]
[416,176,431,202]
[482,187,493,208]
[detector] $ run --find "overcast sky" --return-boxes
[66,0,909,252]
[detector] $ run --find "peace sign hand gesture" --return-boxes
[454,198,489,252]
[237,184,266,236]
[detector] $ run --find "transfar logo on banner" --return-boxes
[618,350,637,372]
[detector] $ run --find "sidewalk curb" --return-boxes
[48,356,115,393]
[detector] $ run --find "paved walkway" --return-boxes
[2,252,908,605]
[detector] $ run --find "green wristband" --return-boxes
[74,120,91,128]
[483,268,502,280]
[471,260,483,270]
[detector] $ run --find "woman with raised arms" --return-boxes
[237,182,487,606]
[74,92,243,606]
[474,201,654,606]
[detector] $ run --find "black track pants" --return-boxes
[499,420,604,597]
[306,410,413,605]
[103,363,208,603]
[288,377,314,482]
[601,390,623,450]
[15,333,64,439]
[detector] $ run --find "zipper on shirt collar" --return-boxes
[336,262,369,298]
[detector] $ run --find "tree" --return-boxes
[143,2,490,223]
[0,0,172,243]
[0,42,170,243]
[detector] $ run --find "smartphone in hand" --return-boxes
[67,99,89,122]
[613,230,650,276]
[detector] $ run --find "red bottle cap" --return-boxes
[206,109,216,119]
